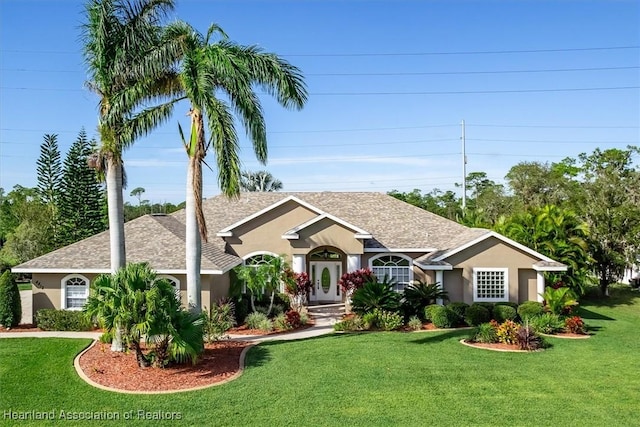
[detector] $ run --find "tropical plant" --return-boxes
[401,281,449,319]
[516,324,544,350]
[464,304,491,326]
[495,320,519,345]
[540,286,578,315]
[245,311,269,330]
[470,322,498,343]
[445,302,469,326]
[564,316,587,334]
[155,22,307,313]
[339,268,375,295]
[333,315,364,332]
[240,170,283,192]
[375,309,404,331]
[530,312,565,334]
[351,277,401,314]
[202,299,236,342]
[273,313,290,331]
[0,271,21,328]
[517,301,544,320]
[285,310,302,329]
[284,270,312,310]
[234,256,290,316]
[82,0,181,273]
[84,263,203,366]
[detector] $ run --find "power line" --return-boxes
[468,138,638,145]
[2,45,637,57]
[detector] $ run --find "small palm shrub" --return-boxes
[424,304,442,322]
[203,299,236,342]
[401,281,449,319]
[0,271,21,328]
[493,305,517,323]
[564,316,586,334]
[530,312,565,334]
[516,324,544,351]
[541,286,578,315]
[351,278,401,314]
[496,320,519,344]
[407,316,423,331]
[446,302,469,326]
[464,304,491,326]
[245,311,269,329]
[471,322,498,343]
[517,301,544,320]
[430,305,457,329]
[375,309,404,331]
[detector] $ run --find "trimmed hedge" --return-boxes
[518,301,544,320]
[473,302,495,318]
[35,309,93,331]
[446,302,469,326]
[424,304,442,322]
[465,304,491,326]
[0,271,21,328]
[495,301,518,310]
[430,305,457,329]
[493,305,517,323]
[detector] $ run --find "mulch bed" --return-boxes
[78,340,252,392]
[460,339,543,352]
[227,319,315,336]
[0,324,42,333]
[540,332,591,339]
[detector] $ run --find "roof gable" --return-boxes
[282,213,372,240]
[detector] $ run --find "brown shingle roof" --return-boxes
[13,192,489,272]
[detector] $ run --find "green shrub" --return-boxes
[351,278,401,314]
[464,304,491,326]
[474,302,495,318]
[376,309,404,331]
[493,305,517,323]
[446,302,469,326]
[230,295,251,325]
[495,301,518,310]
[99,331,113,344]
[431,305,457,329]
[424,304,442,322]
[517,301,544,320]
[273,313,291,331]
[471,322,498,343]
[299,312,309,325]
[530,312,564,334]
[245,311,269,329]
[0,271,21,328]
[361,311,377,330]
[36,309,93,331]
[203,299,236,342]
[407,316,423,331]
[333,316,364,332]
[257,317,274,332]
[541,286,578,315]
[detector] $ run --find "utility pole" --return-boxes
[461,119,467,210]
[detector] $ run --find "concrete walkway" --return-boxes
[19,289,32,325]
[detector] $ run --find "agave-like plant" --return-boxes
[351,277,401,315]
[401,280,449,318]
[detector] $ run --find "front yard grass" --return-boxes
[1,288,638,426]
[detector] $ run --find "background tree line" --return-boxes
[389,146,640,296]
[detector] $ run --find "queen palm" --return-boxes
[82,0,183,272]
[240,170,284,192]
[164,22,307,312]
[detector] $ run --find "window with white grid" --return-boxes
[61,275,89,310]
[473,268,508,302]
[370,255,412,292]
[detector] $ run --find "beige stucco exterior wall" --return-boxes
[291,218,364,255]
[32,272,99,313]
[227,201,317,258]
[443,269,464,302]
[443,236,541,304]
[518,269,538,302]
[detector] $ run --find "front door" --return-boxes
[310,261,342,303]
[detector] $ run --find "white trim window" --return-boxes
[473,268,509,302]
[370,254,413,292]
[61,274,89,310]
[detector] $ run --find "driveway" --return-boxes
[19,290,32,325]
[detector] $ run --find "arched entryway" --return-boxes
[308,247,345,303]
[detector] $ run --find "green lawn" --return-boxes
[1,288,639,426]
[17,283,32,291]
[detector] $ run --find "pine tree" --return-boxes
[0,270,21,328]
[36,134,62,243]
[58,129,107,246]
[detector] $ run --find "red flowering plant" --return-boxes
[564,316,586,334]
[283,269,312,310]
[338,268,375,295]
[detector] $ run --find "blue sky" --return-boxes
[1,0,638,205]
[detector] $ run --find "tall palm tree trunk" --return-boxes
[106,156,126,273]
[185,155,202,312]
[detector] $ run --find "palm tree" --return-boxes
[164,22,307,312]
[240,170,283,192]
[82,0,183,273]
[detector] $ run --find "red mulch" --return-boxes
[0,324,42,333]
[463,340,524,351]
[78,340,252,392]
[228,320,315,336]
